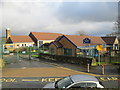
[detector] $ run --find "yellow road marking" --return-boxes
[111,77,118,80]
[99,77,107,81]
[58,67,97,76]
[45,62,120,77]
[0,78,17,82]
[21,79,39,82]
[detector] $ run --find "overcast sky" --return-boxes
[0,0,118,36]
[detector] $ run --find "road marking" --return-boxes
[59,67,97,76]
[22,79,39,82]
[99,77,107,81]
[0,78,17,82]
[22,78,62,82]
[41,78,61,82]
[21,67,27,69]
[99,77,119,81]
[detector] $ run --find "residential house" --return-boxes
[101,36,119,56]
[5,29,34,51]
[49,35,106,57]
[29,32,63,47]
[102,36,119,50]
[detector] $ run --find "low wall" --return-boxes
[39,53,92,65]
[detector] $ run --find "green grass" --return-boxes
[111,62,120,64]
[31,55,39,57]
[96,61,120,65]
[96,62,108,65]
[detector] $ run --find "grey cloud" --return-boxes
[1,1,116,36]
[56,2,118,24]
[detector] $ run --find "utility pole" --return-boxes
[98,51,101,65]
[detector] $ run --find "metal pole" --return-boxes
[29,46,31,60]
[98,51,101,65]
[1,39,3,59]
[102,65,104,75]
[87,64,90,72]
[17,47,19,60]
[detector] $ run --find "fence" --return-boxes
[95,50,120,64]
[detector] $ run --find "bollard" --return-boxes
[87,64,90,72]
[102,65,104,75]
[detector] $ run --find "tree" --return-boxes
[76,30,87,36]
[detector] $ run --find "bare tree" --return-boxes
[106,2,120,39]
[76,30,87,36]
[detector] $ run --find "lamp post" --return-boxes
[98,51,101,65]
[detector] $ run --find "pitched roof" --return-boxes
[101,36,117,45]
[9,35,34,43]
[64,35,106,47]
[53,41,63,48]
[30,32,63,40]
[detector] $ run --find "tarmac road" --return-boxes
[1,55,120,89]
[1,76,120,88]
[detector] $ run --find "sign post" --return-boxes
[96,45,102,65]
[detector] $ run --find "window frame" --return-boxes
[67,82,97,88]
[63,48,72,56]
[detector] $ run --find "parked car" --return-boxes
[3,49,10,55]
[43,74,104,88]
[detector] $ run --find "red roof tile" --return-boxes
[30,32,63,40]
[10,35,34,43]
[65,35,106,47]
[101,36,117,44]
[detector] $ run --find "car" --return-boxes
[22,51,26,54]
[3,49,10,55]
[43,74,104,88]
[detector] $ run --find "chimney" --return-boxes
[6,28,11,40]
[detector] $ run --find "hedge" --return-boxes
[39,53,92,65]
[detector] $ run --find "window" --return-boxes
[10,45,13,48]
[70,83,86,88]
[113,44,119,50]
[56,77,73,88]
[51,48,55,55]
[86,83,97,88]
[39,41,43,47]
[70,83,97,88]
[64,48,72,56]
